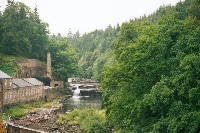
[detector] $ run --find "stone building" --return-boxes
[50,80,64,88]
[0,70,13,91]
[16,53,64,88]
[0,53,64,112]
[0,84,3,112]
[0,70,44,111]
[0,70,13,112]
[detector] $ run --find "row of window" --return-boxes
[4,87,43,101]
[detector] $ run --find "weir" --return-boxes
[61,78,102,111]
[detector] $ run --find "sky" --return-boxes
[0,0,181,36]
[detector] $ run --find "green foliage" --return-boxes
[1,99,61,120]
[48,37,79,81]
[101,0,200,132]
[189,0,200,19]
[79,108,108,133]
[57,113,68,125]
[58,108,109,133]
[0,53,23,76]
[0,1,50,76]
[68,25,119,80]
[65,109,81,125]
[3,104,27,118]
[0,1,49,60]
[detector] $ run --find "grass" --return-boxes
[0,98,61,120]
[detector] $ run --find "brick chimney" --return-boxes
[47,52,52,78]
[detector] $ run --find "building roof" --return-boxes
[23,78,44,86]
[13,84,18,89]
[0,70,12,79]
[13,79,33,88]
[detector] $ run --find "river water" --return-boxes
[61,86,102,112]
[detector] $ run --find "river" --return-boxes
[60,83,102,112]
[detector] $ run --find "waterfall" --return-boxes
[73,85,80,96]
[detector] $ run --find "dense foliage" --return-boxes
[1,0,200,132]
[0,1,49,60]
[101,0,200,132]
[57,108,110,133]
[68,25,119,80]
[48,36,79,81]
[0,1,79,81]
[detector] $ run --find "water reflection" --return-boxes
[60,82,102,112]
[62,96,102,111]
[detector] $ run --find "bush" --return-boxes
[66,109,81,125]
[57,114,68,125]
[79,108,107,133]
[58,108,109,133]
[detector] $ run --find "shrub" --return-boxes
[59,108,109,133]
[57,114,68,125]
[66,109,81,125]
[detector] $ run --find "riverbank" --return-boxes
[11,106,82,132]
[1,96,82,132]
[1,79,107,132]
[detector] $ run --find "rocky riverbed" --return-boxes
[11,104,82,133]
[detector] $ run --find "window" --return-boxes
[54,84,59,87]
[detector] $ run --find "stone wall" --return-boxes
[7,122,46,133]
[4,86,44,105]
[16,59,46,78]
[44,87,61,101]
[50,80,63,88]
[0,78,12,91]
[0,85,3,112]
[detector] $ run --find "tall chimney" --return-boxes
[47,52,52,78]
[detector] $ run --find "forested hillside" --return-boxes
[68,25,120,80]
[0,1,79,81]
[1,0,200,132]
[101,0,200,132]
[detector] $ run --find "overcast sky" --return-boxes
[1,0,181,36]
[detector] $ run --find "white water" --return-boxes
[73,88,80,96]
[72,85,81,101]
[62,83,102,111]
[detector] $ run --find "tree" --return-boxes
[68,26,119,80]
[1,1,49,60]
[189,0,200,19]
[101,0,200,132]
[48,37,79,81]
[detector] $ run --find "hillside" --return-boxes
[101,0,200,132]
[68,0,200,132]
[0,53,23,77]
[68,25,120,80]
[0,1,79,81]
[1,0,200,132]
